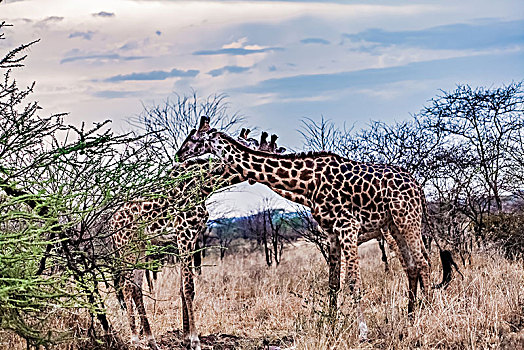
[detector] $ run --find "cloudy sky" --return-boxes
[1,0,523,216]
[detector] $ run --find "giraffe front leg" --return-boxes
[180,257,201,350]
[337,218,368,343]
[122,273,140,346]
[326,231,341,318]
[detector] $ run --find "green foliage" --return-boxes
[0,195,67,346]
[484,212,524,260]
[0,23,176,347]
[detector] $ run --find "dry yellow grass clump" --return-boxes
[2,240,523,349]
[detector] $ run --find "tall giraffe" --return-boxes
[110,130,280,350]
[176,116,431,342]
[256,134,399,272]
[111,159,215,350]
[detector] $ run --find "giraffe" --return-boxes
[176,116,432,342]
[111,159,213,350]
[110,129,281,350]
[256,133,399,272]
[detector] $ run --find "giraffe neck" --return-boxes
[170,158,244,200]
[178,156,309,207]
[211,133,319,204]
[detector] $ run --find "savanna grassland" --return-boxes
[3,240,522,349]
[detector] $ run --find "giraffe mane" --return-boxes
[216,131,341,160]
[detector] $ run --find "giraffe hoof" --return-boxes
[130,335,140,347]
[147,337,160,350]
[190,335,201,350]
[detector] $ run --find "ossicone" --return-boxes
[198,115,210,132]
[260,131,268,143]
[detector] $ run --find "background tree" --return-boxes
[421,83,523,212]
[284,205,329,263]
[419,83,523,251]
[300,82,524,260]
[134,91,244,164]
[207,217,239,260]
[239,198,292,267]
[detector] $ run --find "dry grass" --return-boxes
[2,240,523,349]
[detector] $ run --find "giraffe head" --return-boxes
[176,116,218,161]
[258,132,270,152]
[258,132,286,154]
[238,128,259,148]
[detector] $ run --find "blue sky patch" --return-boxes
[301,38,330,45]
[92,11,115,18]
[68,31,94,40]
[60,53,149,64]
[344,19,524,51]
[208,65,251,77]
[93,90,141,99]
[238,51,524,98]
[193,47,283,56]
[105,68,199,82]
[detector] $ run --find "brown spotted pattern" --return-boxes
[111,159,227,350]
[176,117,431,342]
[111,128,280,349]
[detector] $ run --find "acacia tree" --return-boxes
[0,23,69,346]
[421,83,524,212]
[0,24,172,348]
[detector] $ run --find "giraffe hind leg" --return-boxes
[130,269,159,350]
[336,216,368,342]
[122,273,139,346]
[389,218,430,315]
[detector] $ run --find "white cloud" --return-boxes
[223,37,248,49]
[1,0,521,136]
[1,0,521,215]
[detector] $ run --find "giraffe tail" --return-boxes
[145,269,155,293]
[419,185,463,289]
[113,271,126,310]
[433,249,464,289]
